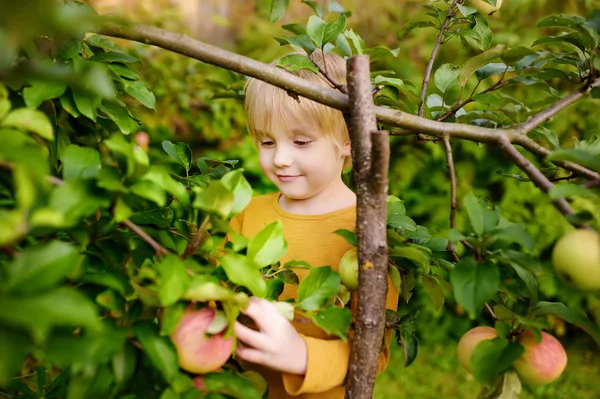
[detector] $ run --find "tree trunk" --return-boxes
[344,55,390,399]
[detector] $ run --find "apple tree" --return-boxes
[0,1,599,399]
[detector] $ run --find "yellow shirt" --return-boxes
[230,193,398,399]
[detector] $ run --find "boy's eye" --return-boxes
[294,140,311,147]
[260,141,274,147]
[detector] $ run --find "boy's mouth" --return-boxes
[276,174,301,182]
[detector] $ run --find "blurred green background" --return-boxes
[80,0,600,396]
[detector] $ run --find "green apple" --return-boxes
[470,0,503,15]
[170,306,233,374]
[513,331,567,385]
[338,247,359,291]
[456,326,498,373]
[552,229,600,291]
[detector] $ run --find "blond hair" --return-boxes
[244,50,351,169]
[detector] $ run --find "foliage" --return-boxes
[1,0,600,398]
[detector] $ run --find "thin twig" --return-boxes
[418,0,459,118]
[123,219,169,256]
[438,79,510,122]
[497,137,578,221]
[443,137,458,229]
[183,215,210,259]
[485,303,498,320]
[550,174,575,182]
[584,179,600,189]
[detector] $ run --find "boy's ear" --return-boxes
[342,140,352,156]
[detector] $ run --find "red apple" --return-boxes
[457,326,498,373]
[170,306,233,374]
[134,132,150,152]
[513,331,567,385]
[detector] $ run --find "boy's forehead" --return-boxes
[265,119,322,138]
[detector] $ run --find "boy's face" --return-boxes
[257,121,350,202]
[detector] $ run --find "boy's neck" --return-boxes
[277,179,356,215]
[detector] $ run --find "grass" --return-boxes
[374,339,599,399]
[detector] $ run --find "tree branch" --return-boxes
[418,0,459,118]
[123,219,170,256]
[496,137,578,221]
[182,215,210,259]
[345,55,389,399]
[515,79,600,135]
[443,137,458,229]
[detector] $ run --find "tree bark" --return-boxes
[344,56,390,399]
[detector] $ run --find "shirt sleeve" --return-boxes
[281,274,398,395]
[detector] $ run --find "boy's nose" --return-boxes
[273,147,292,168]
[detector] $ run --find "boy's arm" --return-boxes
[281,274,398,395]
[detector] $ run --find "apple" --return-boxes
[470,0,503,15]
[338,247,359,291]
[456,326,498,373]
[513,331,567,385]
[170,306,233,374]
[552,229,600,291]
[134,132,150,152]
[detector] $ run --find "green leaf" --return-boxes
[434,64,460,93]
[345,29,365,54]
[0,84,10,120]
[268,0,290,23]
[100,101,139,135]
[531,126,560,150]
[476,63,510,81]
[193,180,234,219]
[111,343,138,386]
[470,338,525,386]
[132,321,179,383]
[373,75,404,90]
[23,80,67,108]
[0,326,33,385]
[72,88,101,121]
[364,46,400,62]
[389,266,401,295]
[389,246,430,271]
[274,34,316,55]
[220,254,267,297]
[549,183,596,200]
[89,51,140,64]
[283,260,312,269]
[2,108,53,140]
[509,262,538,307]
[220,169,253,217]
[141,168,189,207]
[130,207,174,228]
[306,16,328,48]
[49,179,111,227]
[464,192,485,236]
[458,44,506,87]
[121,79,156,109]
[533,302,600,345]
[547,149,600,173]
[297,266,340,311]
[396,20,436,40]
[82,270,133,296]
[500,46,538,65]
[247,221,288,267]
[333,229,357,246]
[162,141,192,172]
[538,14,585,28]
[182,275,235,302]
[473,14,493,50]
[450,258,500,319]
[202,371,263,399]
[62,145,101,180]
[311,306,352,341]
[277,54,318,73]
[4,241,81,295]
[421,275,444,311]
[130,180,166,206]
[0,287,102,343]
[323,14,347,45]
[490,223,533,250]
[155,255,190,307]
[160,302,186,337]
[457,4,478,17]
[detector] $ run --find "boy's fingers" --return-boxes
[234,321,268,350]
[241,299,271,330]
[236,345,267,366]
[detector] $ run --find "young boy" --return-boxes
[231,50,398,399]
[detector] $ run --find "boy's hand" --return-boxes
[234,297,307,375]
